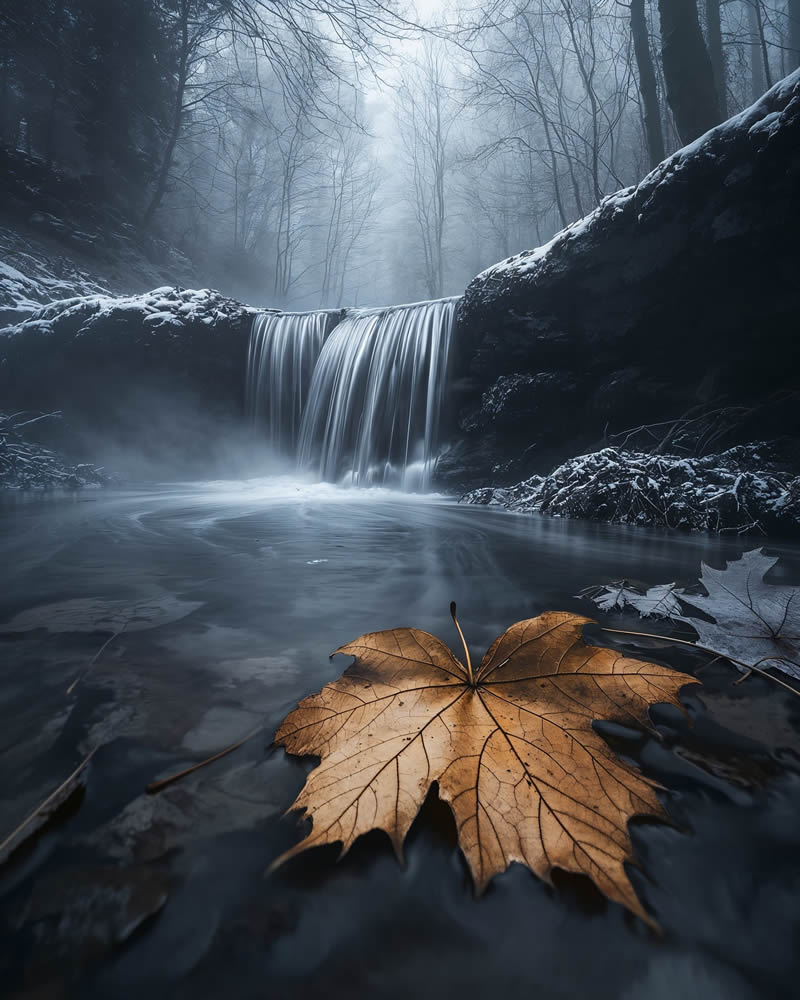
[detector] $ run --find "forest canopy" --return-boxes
[1,0,798,307]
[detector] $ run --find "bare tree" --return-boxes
[658,0,721,143]
[318,95,381,306]
[705,0,728,117]
[142,0,409,230]
[630,0,666,168]
[791,0,800,68]
[744,0,772,100]
[396,43,457,299]
[142,1,229,228]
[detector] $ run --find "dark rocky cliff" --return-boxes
[0,288,255,478]
[441,70,800,491]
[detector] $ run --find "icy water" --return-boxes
[1,482,799,1000]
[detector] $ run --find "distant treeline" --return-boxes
[0,1,798,307]
[1,1,177,217]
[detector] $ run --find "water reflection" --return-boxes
[0,482,798,1000]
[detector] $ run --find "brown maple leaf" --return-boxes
[272,608,696,923]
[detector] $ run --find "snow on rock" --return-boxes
[450,71,800,495]
[472,69,800,293]
[3,285,254,341]
[0,286,256,424]
[461,445,800,535]
[0,146,198,323]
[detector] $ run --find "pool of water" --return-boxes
[1,481,799,999]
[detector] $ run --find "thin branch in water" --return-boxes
[67,625,127,696]
[0,748,96,865]
[146,725,263,794]
[599,627,800,699]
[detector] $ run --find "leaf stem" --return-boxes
[450,602,474,686]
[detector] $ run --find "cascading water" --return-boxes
[246,298,457,489]
[246,310,338,452]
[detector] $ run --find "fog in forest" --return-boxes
[2,0,798,308]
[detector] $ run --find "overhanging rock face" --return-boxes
[446,71,800,488]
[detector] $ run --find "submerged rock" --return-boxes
[80,758,285,864]
[13,865,169,974]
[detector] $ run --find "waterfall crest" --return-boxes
[247,299,456,489]
[246,311,338,452]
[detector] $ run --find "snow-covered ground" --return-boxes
[0,411,113,489]
[0,226,109,326]
[462,445,800,535]
[3,285,255,342]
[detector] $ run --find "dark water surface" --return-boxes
[1,481,799,999]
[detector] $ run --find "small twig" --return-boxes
[733,669,753,686]
[67,625,127,695]
[599,627,800,699]
[0,747,96,865]
[146,725,263,794]
[693,655,725,674]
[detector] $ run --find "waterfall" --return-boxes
[246,298,456,489]
[246,310,338,452]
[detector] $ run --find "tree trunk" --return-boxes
[141,3,190,230]
[704,0,727,118]
[755,1,772,91]
[0,55,10,144]
[790,0,800,70]
[631,0,666,168]
[658,0,721,144]
[43,0,65,166]
[746,1,766,101]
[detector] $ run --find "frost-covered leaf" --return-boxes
[0,595,202,634]
[273,610,695,924]
[583,581,684,618]
[676,549,800,681]
[631,583,686,617]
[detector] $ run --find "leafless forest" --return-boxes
[2,0,799,305]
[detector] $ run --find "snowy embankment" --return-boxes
[0,287,256,485]
[0,145,198,326]
[0,412,112,489]
[461,445,800,536]
[470,72,800,295]
[0,239,108,327]
[1,285,254,412]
